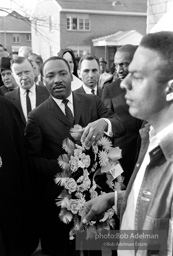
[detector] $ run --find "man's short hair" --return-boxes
[116,44,137,60]
[42,56,71,76]
[140,31,173,83]
[78,54,99,70]
[11,56,33,68]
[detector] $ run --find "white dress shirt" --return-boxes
[20,84,36,121]
[82,84,98,95]
[52,93,74,115]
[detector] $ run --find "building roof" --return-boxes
[56,0,147,14]
[92,30,143,46]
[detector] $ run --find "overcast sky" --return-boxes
[0,0,38,16]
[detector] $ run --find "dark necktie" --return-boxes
[26,89,32,115]
[91,89,95,95]
[62,99,74,126]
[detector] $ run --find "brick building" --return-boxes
[0,11,31,53]
[31,0,147,64]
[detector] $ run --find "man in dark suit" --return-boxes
[0,96,32,256]
[102,45,143,186]
[5,57,49,128]
[74,54,102,98]
[24,56,125,256]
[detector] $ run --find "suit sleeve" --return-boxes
[24,114,61,178]
[102,84,112,110]
[96,96,126,138]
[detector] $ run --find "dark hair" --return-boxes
[140,31,173,83]
[78,54,100,70]
[116,44,137,60]
[57,48,78,77]
[42,56,71,76]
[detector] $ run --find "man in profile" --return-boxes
[81,31,173,255]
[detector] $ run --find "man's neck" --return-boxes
[148,106,173,134]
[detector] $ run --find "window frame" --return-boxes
[66,14,90,31]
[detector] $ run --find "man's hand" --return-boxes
[80,192,115,230]
[81,119,108,148]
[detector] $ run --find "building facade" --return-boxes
[0,11,31,53]
[31,0,147,64]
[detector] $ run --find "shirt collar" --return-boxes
[148,123,173,161]
[82,84,97,94]
[20,83,36,95]
[52,93,73,107]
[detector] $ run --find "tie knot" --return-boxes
[26,89,30,94]
[62,98,69,105]
[91,89,95,95]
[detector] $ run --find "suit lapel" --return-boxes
[97,87,102,98]
[12,88,26,124]
[73,93,82,125]
[47,97,71,126]
[35,85,45,106]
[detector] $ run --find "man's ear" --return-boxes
[166,79,173,101]
[70,73,73,81]
[77,69,81,79]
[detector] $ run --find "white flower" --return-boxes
[97,137,112,151]
[60,211,73,224]
[81,154,91,168]
[69,156,78,172]
[74,148,83,158]
[75,192,83,199]
[54,177,68,186]
[67,199,84,214]
[108,147,122,161]
[60,197,70,208]
[98,150,109,166]
[76,175,84,183]
[62,138,75,155]
[83,169,89,177]
[70,124,84,142]
[58,154,70,170]
[64,178,77,193]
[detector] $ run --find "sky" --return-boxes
[0,0,38,16]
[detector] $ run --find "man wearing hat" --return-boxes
[0,57,18,95]
[99,57,112,88]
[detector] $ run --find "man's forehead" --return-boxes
[129,46,165,73]
[81,59,99,69]
[44,59,69,72]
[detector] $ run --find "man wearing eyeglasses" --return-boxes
[102,44,143,186]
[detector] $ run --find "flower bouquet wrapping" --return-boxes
[55,124,125,240]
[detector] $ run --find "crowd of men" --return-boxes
[0,31,172,256]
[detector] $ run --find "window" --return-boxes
[66,14,90,31]
[26,34,31,41]
[13,34,20,43]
